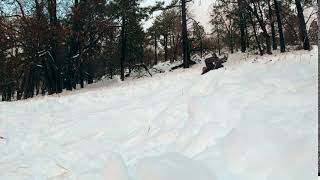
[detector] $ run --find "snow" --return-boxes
[104,154,130,180]
[134,153,214,180]
[304,5,318,30]
[0,48,318,180]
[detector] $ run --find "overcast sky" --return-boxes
[141,0,213,33]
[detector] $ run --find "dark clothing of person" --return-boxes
[205,57,218,70]
[202,55,227,75]
[205,56,225,70]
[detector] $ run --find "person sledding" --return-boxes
[201,53,228,75]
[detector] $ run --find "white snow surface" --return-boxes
[0,48,318,180]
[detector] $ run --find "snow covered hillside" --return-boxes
[0,48,318,180]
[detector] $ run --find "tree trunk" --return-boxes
[79,62,84,88]
[229,20,234,54]
[164,34,168,62]
[170,34,174,62]
[257,1,272,54]
[268,0,277,50]
[181,0,190,68]
[67,0,80,91]
[48,0,63,93]
[260,23,272,55]
[87,25,94,85]
[200,38,203,58]
[154,35,158,65]
[249,13,263,56]
[169,34,174,62]
[247,2,272,54]
[295,0,310,50]
[246,24,250,48]
[274,0,286,52]
[228,30,234,53]
[87,61,94,84]
[120,15,126,81]
[174,34,179,61]
[238,0,246,52]
[217,25,221,55]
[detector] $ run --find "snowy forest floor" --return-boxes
[0,48,318,180]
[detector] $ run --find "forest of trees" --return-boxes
[0,0,318,101]
[210,0,317,56]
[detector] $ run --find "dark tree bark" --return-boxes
[170,34,175,62]
[87,61,94,84]
[257,2,272,54]
[79,62,84,88]
[87,19,94,85]
[48,0,63,93]
[247,1,272,54]
[238,0,246,52]
[200,38,203,58]
[245,24,250,49]
[215,24,221,55]
[249,12,263,56]
[295,0,310,50]
[154,35,158,65]
[120,15,126,81]
[230,20,234,54]
[181,0,190,68]
[228,29,234,53]
[164,34,168,62]
[172,33,179,62]
[268,0,277,50]
[68,0,80,90]
[274,0,286,52]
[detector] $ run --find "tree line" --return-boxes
[0,0,318,101]
[210,0,317,56]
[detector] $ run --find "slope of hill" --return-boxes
[0,48,317,180]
